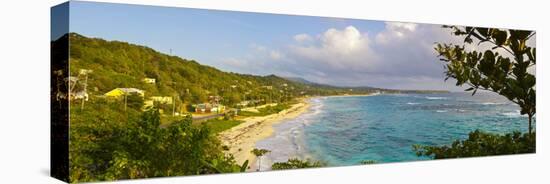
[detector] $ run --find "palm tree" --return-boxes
[251,148,271,171]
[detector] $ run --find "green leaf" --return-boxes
[492,29,508,46]
[240,160,249,172]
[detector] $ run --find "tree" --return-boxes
[226,93,242,107]
[359,160,377,165]
[435,26,536,134]
[69,108,247,182]
[271,158,325,170]
[125,93,144,110]
[413,130,535,159]
[251,148,270,171]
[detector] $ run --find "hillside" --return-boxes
[66,33,446,109]
[67,33,386,108]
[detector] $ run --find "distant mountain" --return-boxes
[282,77,315,85]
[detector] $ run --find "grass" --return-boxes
[204,118,244,134]
[159,115,190,127]
[238,103,292,117]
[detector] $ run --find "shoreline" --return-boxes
[323,93,380,98]
[218,98,311,171]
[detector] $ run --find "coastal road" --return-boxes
[192,113,224,123]
[161,109,238,128]
[192,108,237,123]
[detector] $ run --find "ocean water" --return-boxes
[255,92,534,168]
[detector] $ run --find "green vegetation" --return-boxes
[413,26,537,160]
[359,160,377,165]
[238,103,292,117]
[65,33,400,182]
[68,33,389,111]
[271,158,326,170]
[204,118,243,134]
[58,32,464,182]
[69,107,246,182]
[125,93,145,110]
[413,130,535,159]
[435,27,536,134]
[251,148,271,171]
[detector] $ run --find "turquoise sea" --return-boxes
[256,92,534,168]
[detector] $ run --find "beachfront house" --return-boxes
[236,100,261,107]
[236,101,250,107]
[194,103,225,113]
[194,103,210,113]
[150,96,173,104]
[211,104,225,113]
[104,88,145,99]
[143,96,174,110]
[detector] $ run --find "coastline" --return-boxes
[218,98,311,171]
[324,93,380,98]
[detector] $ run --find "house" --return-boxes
[236,100,260,107]
[211,104,225,113]
[142,97,175,113]
[150,96,173,104]
[142,78,156,84]
[194,103,211,113]
[209,95,222,104]
[105,88,145,98]
[143,100,154,109]
[71,91,89,101]
[237,101,250,107]
[194,103,225,113]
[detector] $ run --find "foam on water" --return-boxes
[255,98,324,170]
[500,110,528,118]
[425,96,449,100]
[256,92,533,168]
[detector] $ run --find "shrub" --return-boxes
[413,130,535,159]
[271,158,325,170]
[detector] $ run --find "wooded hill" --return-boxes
[67,33,445,108]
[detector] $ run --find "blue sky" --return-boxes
[67,1,468,91]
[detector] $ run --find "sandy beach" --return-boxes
[218,98,311,171]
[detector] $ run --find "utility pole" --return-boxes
[124,92,128,111]
[172,95,176,116]
[81,72,88,109]
[79,69,92,110]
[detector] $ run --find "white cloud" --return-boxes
[221,23,533,91]
[293,33,312,43]
[288,26,376,71]
[320,26,366,54]
[269,50,283,60]
[254,45,267,51]
[386,22,418,32]
[282,23,462,90]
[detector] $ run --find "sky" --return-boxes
[65,1,498,91]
